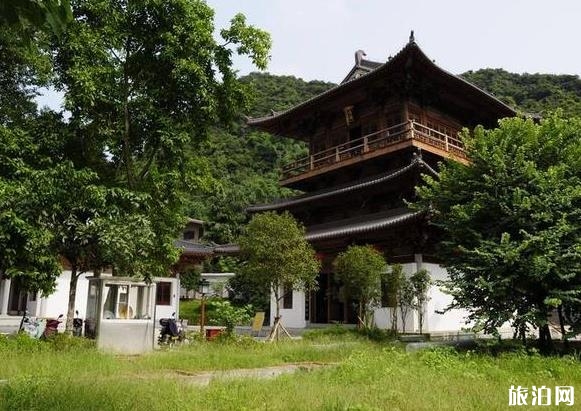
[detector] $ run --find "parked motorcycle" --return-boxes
[42,314,64,338]
[158,312,185,346]
[19,311,45,339]
[19,312,63,339]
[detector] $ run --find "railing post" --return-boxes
[335,147,340,162]
[445,135,449,151]
[363,136,369,153]
[310,155,314,170]
[409,120,414,140]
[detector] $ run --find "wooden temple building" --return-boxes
[247,34,516,331]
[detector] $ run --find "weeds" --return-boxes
[1,334,580,410]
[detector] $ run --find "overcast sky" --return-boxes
[207,0,581,83]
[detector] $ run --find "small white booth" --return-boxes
[85,276,156,354]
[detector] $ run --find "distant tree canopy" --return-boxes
[187,73,335,243]
[461,68,581,118]
[415,115,581,350]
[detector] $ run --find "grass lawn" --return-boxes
[1,330,580,410]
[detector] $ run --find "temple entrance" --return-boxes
[310,272,357,324]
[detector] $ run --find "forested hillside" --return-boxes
[187,73,335,243]
[190,69,581,245]
[461,69,581,117]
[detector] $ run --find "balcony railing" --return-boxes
[281,120,466,180]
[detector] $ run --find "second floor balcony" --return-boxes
[280,120,467,186]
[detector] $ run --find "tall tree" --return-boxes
[415,114,581,351]
[238,211,320,330]
[334,245,386,328]
[46,0,270,330]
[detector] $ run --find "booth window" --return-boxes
[156,282,172,305]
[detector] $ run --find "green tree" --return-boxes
[410,268,431,334]
[397,277,414,333]
[383,264,405,333]
[208,300,252,336]
[415,114,581,351]
[46,0,270,331]
[238,212,320,328]
[334,245,386,329]
[0,112,68,297]
[179,267,201,298]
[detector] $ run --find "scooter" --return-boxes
[158,312,185,346]
[19,311,46,339]
[42,314,63,338]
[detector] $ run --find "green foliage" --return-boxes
[208,300,253,335]
[179,267,201,294]
[187,73,335,244]
[397,276,415,333]
[334,245,386,327]
[461,68,581,117]
[0,0,72,37]
[415,114,581,345]
[238,211,320,317]
[228,267,270,311]
[410,268,431,333]
[383,264,405,332]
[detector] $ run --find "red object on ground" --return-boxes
[206,329,222,340]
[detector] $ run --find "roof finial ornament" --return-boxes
[355,49,366,66]
[409,30,415,44]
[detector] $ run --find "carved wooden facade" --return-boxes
[248,38,516,324]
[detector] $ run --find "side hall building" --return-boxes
[247,34,517,333]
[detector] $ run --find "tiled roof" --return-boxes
[306,209,423,242]
[247,40,516,136]
[174,240,214,256]
[247,154,432,212]
[213,244,241,255]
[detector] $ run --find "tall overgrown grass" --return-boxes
[1,332,580,410]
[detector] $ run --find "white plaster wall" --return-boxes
[373,263,418,332]
[422,263,471,333]
[34,271,92,322]
[269,287,306,329]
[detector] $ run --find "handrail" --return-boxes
[281,120,466,179]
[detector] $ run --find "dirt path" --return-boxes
[137,362,333,386]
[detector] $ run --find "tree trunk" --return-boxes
[65,265,79,333]
[357,301,363,329]
[274,285,280,341]
[538,323,553,354]
[557,305,570,352]
[418,297,424,334]
[391,303,398,334]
